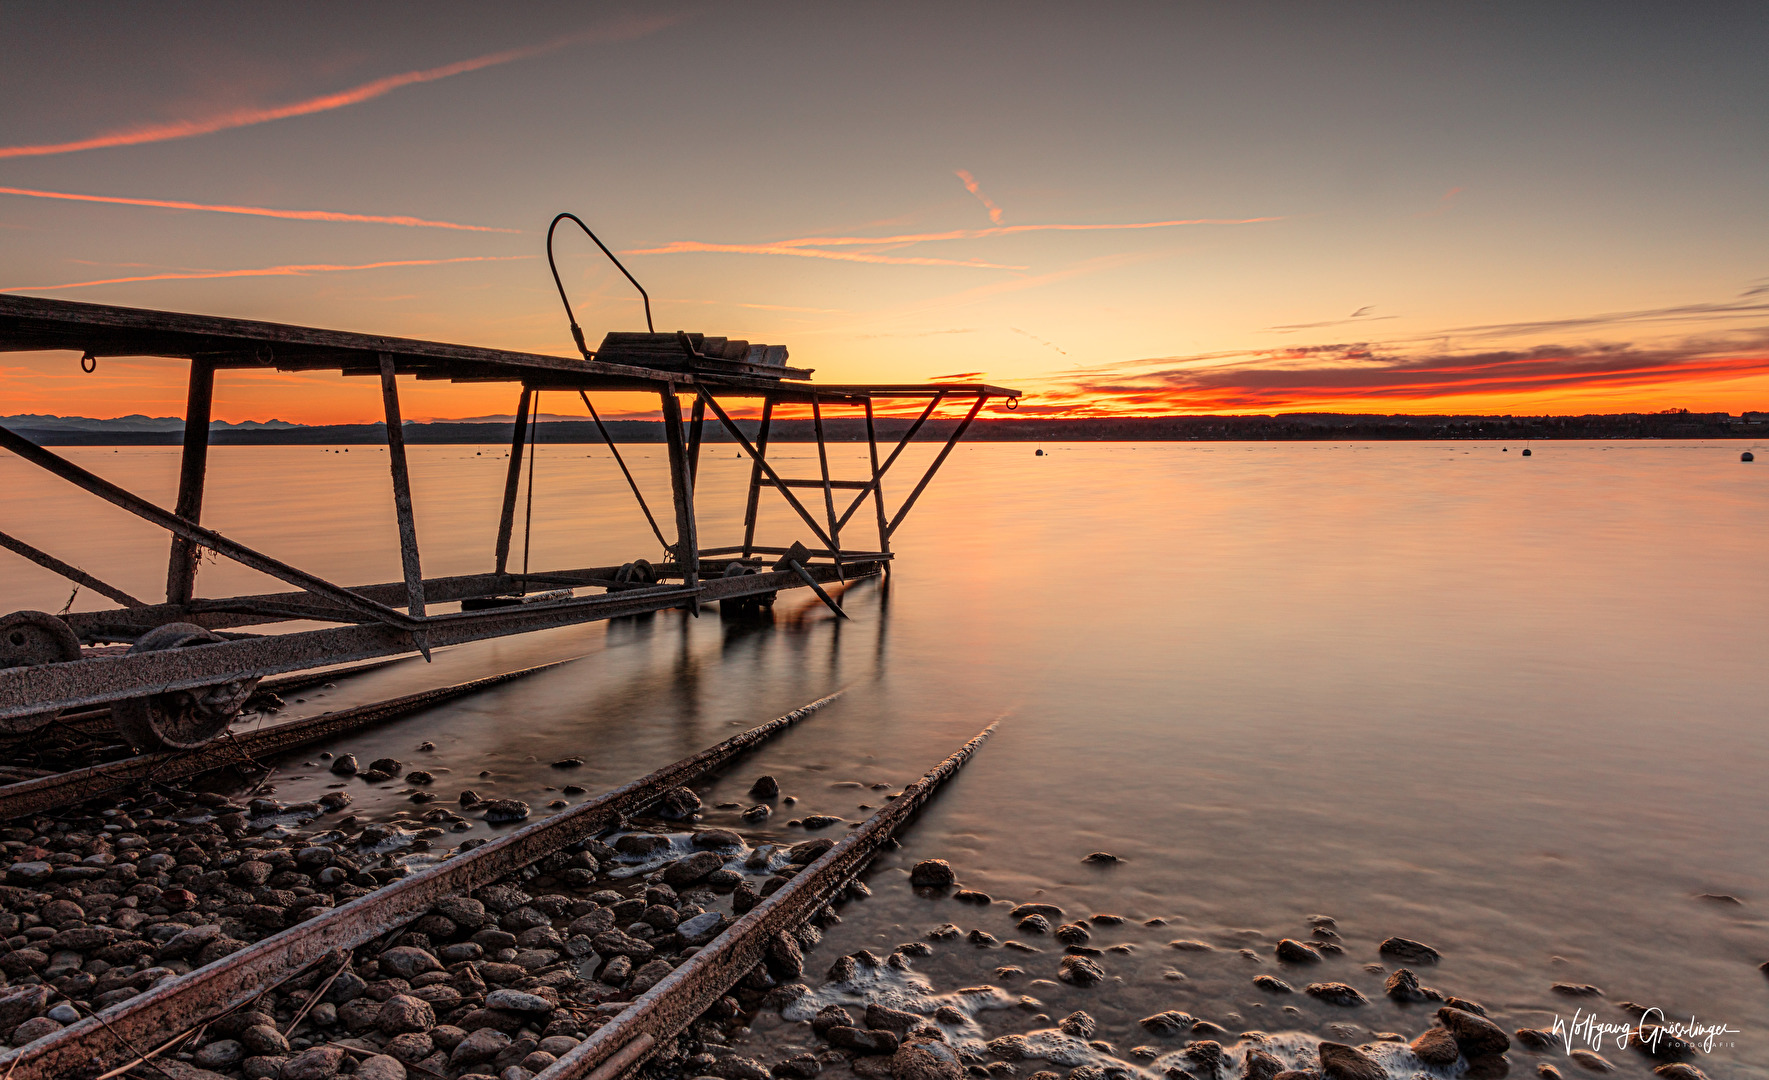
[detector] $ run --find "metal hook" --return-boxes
[1003,395,1018,411]
[80,351,97,373]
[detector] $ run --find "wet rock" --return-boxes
[801,815,842,829]
[631,959,675,993]
[1516,1028,1556,1050]
[1444,996,1488,1017]
[766,930,805,980]
[1138,1011,1192,1036]
[694,829,743,849]
[679,911,727,946]
[659,787,702,819]
[1378,937,1440,964]
[11,1016,62,1044]
[325,971,369,1005]
[789,838,836,863]
[482,800,531,824]
[378,946,442,980]
[1628,1026,1698,1062]
[749,775,780,798]
[1569,1049,1615,1072]
[1552,982,1604,997]
[487,989,556,1014]
[0,985,50,1032]
[1303,983,1367,1006]
[969,930,998,947]
[1015,914,1051,935]
[1317,1042,1382,1080]
[283,1046,348,1080]
[1651,1066,1709,1080]
[743,805,772,823]
[1057,955,1104,986]
[405,771,434,785]
[1054,923,1090,945]
[1081,852,1120,864]
[1438,1007,1511,1056]
[865,1003,921,1033]
[1384,968,1433,1003]
[368,757,401,774]
[330,755,359,775]
[833,1027,903,1055]
[459,790,483,806]
[385,1032,435,1063]
[907,859,957,887]
[663,851,724,887]
[241,1057,289,1080]
[1275,939,1321,964]
[1243,1049,1285,1080]
[1410,1028,1459,1065]
[891,1038,964,1080]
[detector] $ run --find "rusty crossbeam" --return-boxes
[0,660,566,818]
[0,691,848,1080]
[886,394,989,538]
[538,719,1002,1080]
[0,564,876,724]
[693,388,839,554]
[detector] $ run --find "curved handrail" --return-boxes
[546,213,653,358]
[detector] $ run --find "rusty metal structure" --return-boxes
[0,283,1017,748]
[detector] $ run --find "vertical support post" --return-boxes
[687,393,706,491]
[863,398,891,567]
[379,354,425,618]
[165,357,215,605]
[659,386,700,593]
[741,397,774,559]
[494,386,533,575]
[810,393,842,580]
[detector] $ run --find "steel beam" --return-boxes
[740,397,774,559]
[379,354,426,617]
[658,389,699,591]
[693,387,839,554]
[0,529,145,608]
[863,398,891,561]
[887,393,988,538]
[494,387,533,574]
[834,391,945,533]
[165,357,215,605]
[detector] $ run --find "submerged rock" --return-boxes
[1318,1041,1383,1080]
[1057,955,1105,986]
[1304,982,1368,1006]
[1276,938,1321,964]
[1410,1027,1460,1065]
[909,860,956,887]
[1438,1006,1511,1056]
[1379,936,1441,964]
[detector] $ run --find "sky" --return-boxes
[1,1,1766,423]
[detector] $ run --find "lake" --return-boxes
[3,439,1765,1076]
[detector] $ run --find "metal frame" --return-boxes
[0,292,1017,727]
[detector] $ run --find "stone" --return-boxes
[1317,1042,1383,1080]
[378,994,436,1034]
[1138,1011,1192,1036]
[1438,1007,1511,1056]
[385,1033,435,1062]
[663,851,724,888]
[1651,1066,1710,1080]
[1010,903,1063,919]
[1379,937,1441,964]
[829,1027,901,1055]
[355,1056,407,1080]
[1253,974,1294,993]
[1081,852,1120,863]
[1054,923,1090,945]
[6,861,53,885]
[325,970,369,1004]
[678,911,726,945]
[1243,1049,1285,1080]
[659,787,702,819]
[788,838,835,864]
[908,860,955,887]
[241,1057,290,1080]
[1057,955,1104,986]
[158,922,224,960]
[11,1016,63,1044]
[711,1057,773,1080]
[437,897,488,929]
[1304,983,1368,1006]
[743,805,772,823]
[593,930,655,963]
[1385,967,1432,1003]
[486,990,555,1013]
[0,984,51,1032]
[453,1029,514,1068]
[195,1041,247,1068]
[1569,1049,1615,1072]
[378,946,442,980]
[1276,939,1321,963]
[1410,1028,1460,1066]
[482,800,530,824]
[1516,1028,1557,1050]
[694,829,743,849]
[750,775,780,798]
[1058,1011,1096,1038]
[240,1024,291,1056]
[283,1046,348,1080]
[331,755,359,775]
[890,1039,964,1080]
[630,958,674,993]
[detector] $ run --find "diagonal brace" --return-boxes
[692,386,840,553]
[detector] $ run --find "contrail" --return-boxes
[630,217,1281,259]
[0,185,515,232]
[6,254,533,292]
[0,15,681,160]
[955,170,1004,224]
[627,241,1023,269]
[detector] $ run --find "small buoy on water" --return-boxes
[1502,447,1509,452]
[1745,451,1756,462]
[1522,448,1532,456]
[1035,449,1044,456]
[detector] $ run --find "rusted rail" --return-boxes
[541,719,1002,1080]
[0,691,846,1080]
[0,660,567,818]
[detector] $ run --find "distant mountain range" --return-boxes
[2,411,1763,445]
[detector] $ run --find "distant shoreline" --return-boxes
[6,412,1764,445]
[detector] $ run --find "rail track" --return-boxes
[0,690,858,1080]
[0,659,569,819]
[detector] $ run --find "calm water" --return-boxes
[4,440,1767,1076]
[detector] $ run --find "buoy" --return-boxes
[1035,449,1044,456]
[1502,447,1508,452]
[1522,448,1532,456]
[1745,451,1756,462]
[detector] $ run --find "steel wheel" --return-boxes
[112,623,259,751]
[0,611,83,734]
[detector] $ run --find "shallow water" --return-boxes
[4,439,1767,1076]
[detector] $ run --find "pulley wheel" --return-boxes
[112,622,259,751]
[0,611,83,733]
[615,558,658,586]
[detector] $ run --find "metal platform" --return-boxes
[0,292,1018,740]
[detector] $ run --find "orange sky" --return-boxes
[1,6,1765,425]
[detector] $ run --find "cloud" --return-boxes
[1027,335,1769,415]
[0,15,682,160]
[1443,294,1769,338]
[955,170,1004,225]
[5,255,533,292]
[626,241,1023,269]
[0,185,514,232]
[1269,305,1400,332]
